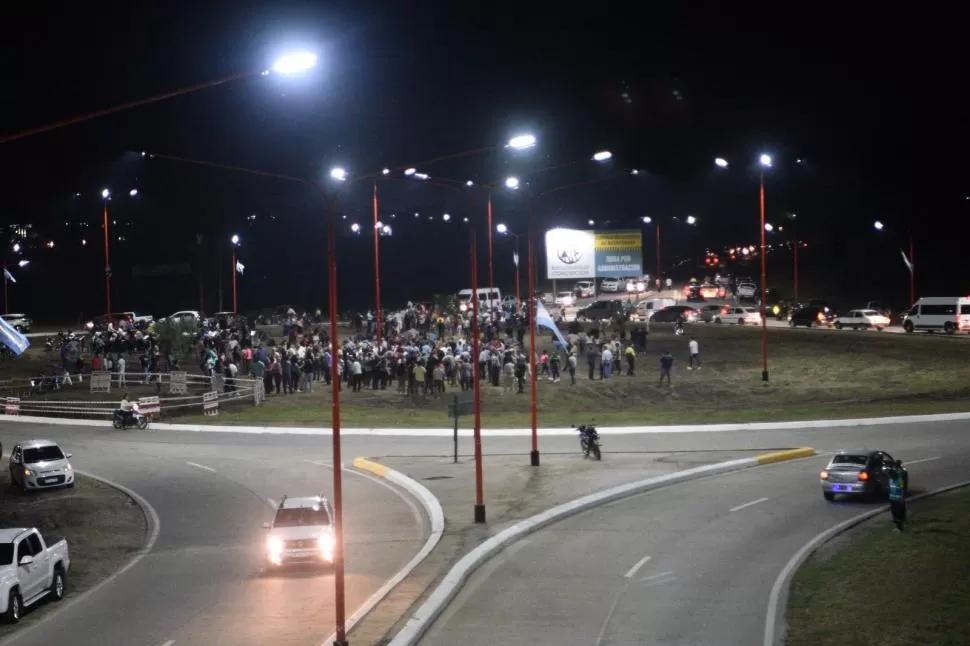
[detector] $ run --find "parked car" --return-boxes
[599,277,622,293]
[900,297,970,334]
[624,278,647,293]
[576,300,625,321]
[819,450,908,502]
[788,305,837,328]
[721,306,762,325]
[7,440,75,491]
[835,309,891,331]
[698,304,727,323]
[0,527,70,623]
[554,291,574,307]
[0,314,31,334]
[651,305,699,324]
[573,281,596,298]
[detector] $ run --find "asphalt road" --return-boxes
[415,420,970,646]
[0,422,429,646]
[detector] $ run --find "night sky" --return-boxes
[1,2,965,322]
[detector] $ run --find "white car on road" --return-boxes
[573,281,596,298]
[7,440,75,492]
[0,528,70,623]
[262,495,335,569]
[554,291,574,307]
[599,277,621,293]
[721,306,762,325]
[835,309,891,331]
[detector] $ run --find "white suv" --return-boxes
[262,495,335,569]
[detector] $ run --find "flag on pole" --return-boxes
[3,268,15,284]
[535,300,570,349]
[900,249,914,274]
[235,260,245,275]
[512,251,519,267]
[0,315,29,356]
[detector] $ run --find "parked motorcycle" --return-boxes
[576,423,602,460]
[113,407,149,430]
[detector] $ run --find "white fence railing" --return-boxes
[0,371,265,419]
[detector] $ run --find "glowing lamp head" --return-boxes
[230,234,240,245]
[759,154,773,168]
[404,168,416,176]
[592,151,613,162]
[496,223,509,234]
[686,215,697,225]
[350,223,361,233]
[642,216,652,224]
[504,176,520,190]
[271,51,318,75]
[129,189,139,197]
[507,134,537,150]
[101,188,110,199]
[330,167,347,182]
[764,223,774,232]
[714,157,729,168]
[874,220,884,231]
[442,213,451,222]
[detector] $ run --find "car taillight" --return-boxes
[817,312,824,321]
[819,470,829,480]
[858,471,869,481]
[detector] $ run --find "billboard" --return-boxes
[545,228,642,279]
[594,230,643,278]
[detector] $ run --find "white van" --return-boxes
[457,287,502,311]
[634,298,676,321]
[901,297,970,334]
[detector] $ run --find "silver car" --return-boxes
[819,450,907,502]
[8,440,75,492]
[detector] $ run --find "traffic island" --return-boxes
[785,487,970,645]
[0,471,148,634]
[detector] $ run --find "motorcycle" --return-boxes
[673,320,685,336]
[576,423,602,460]
[113,406,149,430]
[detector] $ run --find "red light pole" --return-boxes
[527,226,539,466]
[487,188,494,289]
[656,223,662,288]
[372,181,383,343]
[230,234,240,312]
[101,193,112,315]
[470,228,486,523]
[759,168,769,382]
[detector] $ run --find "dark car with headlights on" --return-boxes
[819,450,908,501]
[651,305,699,324]
[788,305,837,328]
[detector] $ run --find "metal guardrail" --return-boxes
[0,371,264,419]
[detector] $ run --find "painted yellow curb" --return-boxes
[755,447,816,465]
[352,457,389,477]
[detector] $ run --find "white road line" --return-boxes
[906,456,941,465]
[185,461,216,472]
[730,497,769,513]
[638,571,674,583]
[161,641,175,646]
[624,555,652,579]
[641,575,676,588]
[266,498,277,508]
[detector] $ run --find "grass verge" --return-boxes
[785,488,970,646]
[0,470,148,633]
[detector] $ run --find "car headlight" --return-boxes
[318,534,334,554]
[267,537,284,556]
[23,469,32,477]
[65,463,73,471]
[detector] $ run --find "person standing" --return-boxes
[687,336,701,370]
[888,461,907,532]
[659,350,674,386]
[601,345,613,379]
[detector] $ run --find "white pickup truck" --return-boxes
[0,528,70,623]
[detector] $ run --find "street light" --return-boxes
[350,223,361,233]
[101,188,112,314]
[686,215,697,225]
[714,157,729,168]
[129,189,139,197]
[330,167,348,182]
[757,153,772,381]
[873,220,885,231]
[760,154,773,168]
[764,222,774,232]
[592,150,613,162]
[442,213,451,222]
[507,134,537,150]
[504,176,520,190]
[641,216,652,224]
[269,51,318,75]
[230,234,241,312]
[11,243,20,253]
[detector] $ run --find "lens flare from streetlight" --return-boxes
[874,220,884,231]
[496,223,509,234]
[714,157,729,168]
[271,51,318,75]
[686,215,697,225]
[101,188,110,199]
[231,234,240,245]
[507,134,537,150]
[330,167,347,181]
[592,151,613,162]
[759,154,773,167]
[504,176,520,189]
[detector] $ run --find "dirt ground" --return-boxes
[0,468,148,633]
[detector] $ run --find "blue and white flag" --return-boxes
[235,260,245,275]
[3,268,15,284]
[535,300,569,349]
[900,249,914,275]
[0,315,29,356]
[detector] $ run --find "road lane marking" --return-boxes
[185,461,216,472]
[161,641,175,646]
[906,456,941,465]
[730,496,769,512]
[266,498,277,508]
[641,574,676,588]
[624,555,652,578]
[638,571,674,583]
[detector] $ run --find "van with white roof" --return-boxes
[901,297,970,334]
[457,287,502,311]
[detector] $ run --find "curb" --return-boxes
[764,478,970,646]
[5,410,970,435]
[319,457,445,646]
[0,470,161,646]
[387,447,815,646]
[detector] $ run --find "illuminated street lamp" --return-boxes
[714,157,729,168]
[330,167,348,182]
[873,220,885,231]
[592,150,613,162]
[641,216,652,224]
[129,189,139,197]
[764,222,774,232]
[230,234,241,312]
[11,243,20,253]
[507,134,537,150]
[350,223,361,233]
[270,51,318,75]
[686,215,697,225]
[759,153,773,168]
[442,213,451,222]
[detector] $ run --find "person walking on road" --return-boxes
[687,336,701,370]
[659,350,674,386]
[888,461,907,532]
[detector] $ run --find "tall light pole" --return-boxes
[758,154,772,382]
[496,224,521,307]
[101,188,112,314]
[371,180,384,342]
[230,234,241,312]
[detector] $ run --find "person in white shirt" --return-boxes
[688,337,701,370]
[116,355,126,386]
[119,393,134,426]
[601,346,614,379]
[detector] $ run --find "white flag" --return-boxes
[3,268,15,284]
[235,260,245,275]
[512,252,519,267]
[900,249,914,275]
